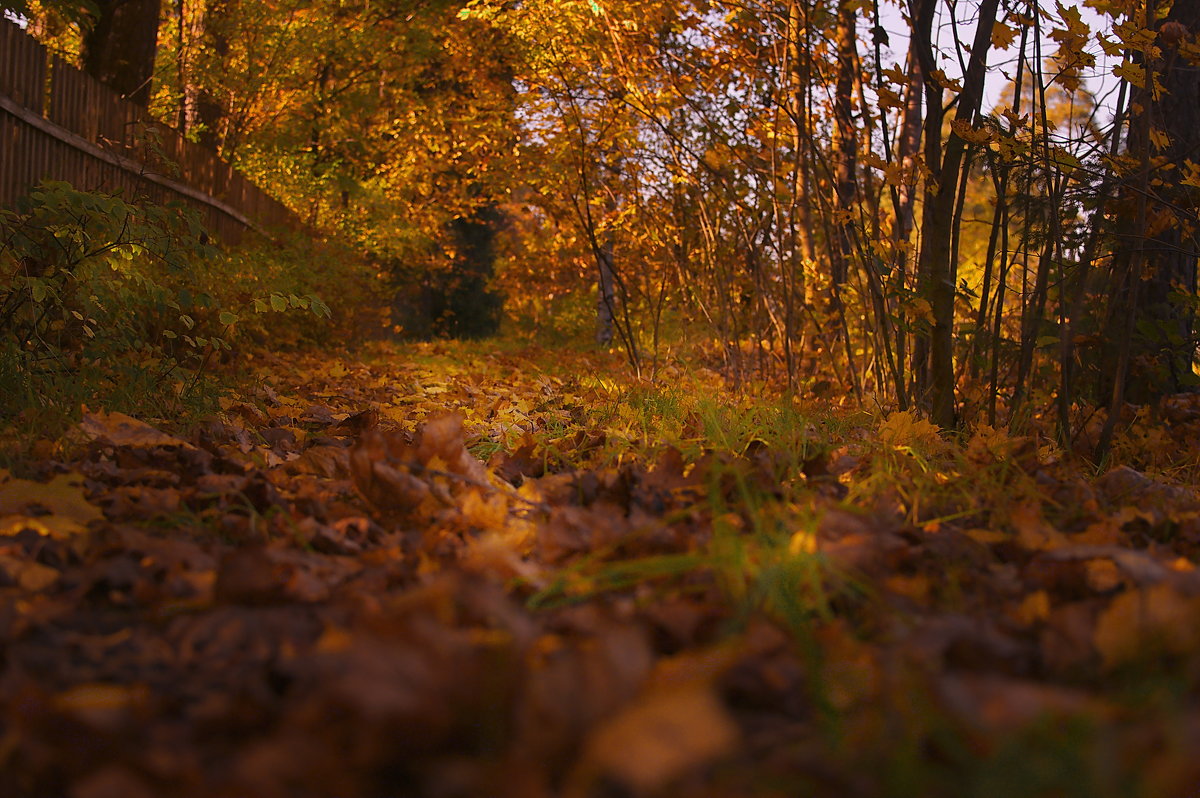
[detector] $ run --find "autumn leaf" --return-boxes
[80,410,193,449]
[0,472,103,534]
[991,21,1019,50]
[567,648,740,797]
[878,410,942,451]
[1093,584,1200,669]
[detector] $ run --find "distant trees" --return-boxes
[12,0,1200,430]
[460,0,1199,435]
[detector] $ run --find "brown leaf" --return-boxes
[938,673,1106,731]
[1041,544,1170,587]
[417,412,489,483]
[0,554,60,591]
[80,410,193,449]
[213,547,289,605]
[1093,584,1200,669]
[69,765,156,798]
[568,652,739,797]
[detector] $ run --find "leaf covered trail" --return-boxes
[3,341,1200,797]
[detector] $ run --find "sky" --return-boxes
[872,0,1122,124]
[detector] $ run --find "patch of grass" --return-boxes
[0,353,225,466]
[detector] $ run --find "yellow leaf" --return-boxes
[992,21,1019,50]
[965,423,1014,463]
[965,527,1009,545]
[460,488,509,532]
[1148,126,1171,151]
[0,473,103,531]
[878,410,942,450]
[53,683,147,730]
[1014,590,1051,626]
[789,529,818,555]
[1010,503,1068,551]
[1180,159,1200,188]
[80,410,192,449]
[1113,60,1145,86]
[907,296,934,325]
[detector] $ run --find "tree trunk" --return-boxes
[181,0,231,150]
[82,0,162,105]
[596,230,616,346]
[1110,1,1200,402]
[786,0,815,273]
[829,0,858,303]
[912,0,999,428]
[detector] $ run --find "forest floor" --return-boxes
[3,338,1200,798]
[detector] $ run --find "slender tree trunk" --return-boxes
[786,0,815,271]
[596,228,616,346]
[829,0,858,306]
[909,0,939,405]
[912,0,1000,428]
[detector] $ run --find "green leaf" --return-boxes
[219,311,239,326]
[270,294,288,312]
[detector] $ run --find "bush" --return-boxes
[0,182,225,417]
[210,232,382,347]
[0,181,345,434]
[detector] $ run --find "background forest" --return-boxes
[7,2,1200,797]
[7,0,1198,447]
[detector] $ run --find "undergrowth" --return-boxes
[0,181,374,456]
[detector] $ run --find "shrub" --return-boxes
[0,181,344,434]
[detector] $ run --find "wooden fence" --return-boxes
[0,18,297,244]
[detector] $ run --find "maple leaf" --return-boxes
[877,410,942,451]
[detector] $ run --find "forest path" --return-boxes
[2,340,1200,797]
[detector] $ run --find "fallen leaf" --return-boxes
[568,669,738,797]
[1093,584,1200,669]
[0,554,60,590]
[0,472,103,532]
[52,682,148,731]
[80,410,193,449]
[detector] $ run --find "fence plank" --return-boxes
[0,19,45,113]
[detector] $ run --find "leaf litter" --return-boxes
[2,341,1200,797]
